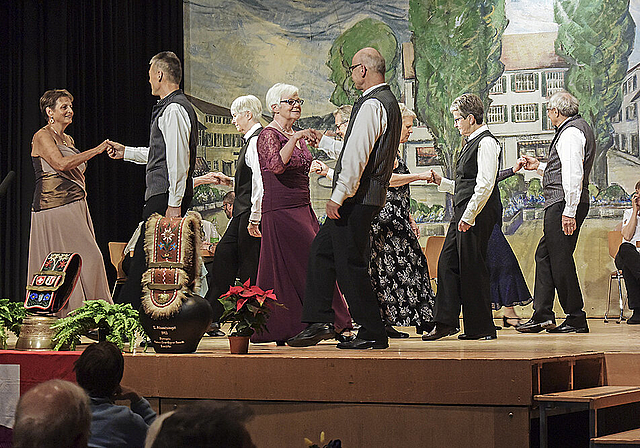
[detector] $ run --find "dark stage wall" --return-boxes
[0,1,184,301]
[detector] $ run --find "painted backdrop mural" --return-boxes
[184,0,640,316]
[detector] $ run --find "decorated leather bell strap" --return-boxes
[141,212,202,319]
[25,252,82,313]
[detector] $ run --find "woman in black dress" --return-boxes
[369,105,436,337]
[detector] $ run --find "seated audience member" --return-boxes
[74,341,156,448]
[13,379,91,448]
[617,180,640,324]
[149,402,255,448]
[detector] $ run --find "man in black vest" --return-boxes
[107,51,198,310]
[200,95,264,330]
[287,47,402,350]
[517,91,595,333]
[423,93,501,341]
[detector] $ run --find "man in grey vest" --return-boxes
[287,47,402,350]
[199,95,264,332]
[423,93,501,341]
[517,91,595,333]
[107,51,198,310]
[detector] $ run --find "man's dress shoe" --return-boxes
[385,325,410,339]
[421,324,459,341]
[458,332,497,340]
[546,321,589,333]
[336,337,389,349]
[206,323,225,337]
[286,323,335,347]
[515,319,556,333]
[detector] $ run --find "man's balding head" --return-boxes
[354,47,386,75]
[351,47,386,91]
[13,380,91,448]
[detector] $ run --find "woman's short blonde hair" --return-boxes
[398,103,417,119]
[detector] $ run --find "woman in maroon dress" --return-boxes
[252,83,352,344]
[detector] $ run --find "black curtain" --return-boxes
[0,0,183,301]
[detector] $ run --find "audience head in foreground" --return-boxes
[150,401,255,448]
[13,379,91,448]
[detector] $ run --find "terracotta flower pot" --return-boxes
[228,335,250,354]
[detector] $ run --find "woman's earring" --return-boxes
[49,117,54,125]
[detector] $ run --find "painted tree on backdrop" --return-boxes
[327,18,401,107]
[555,0,635,189]
[409,0,507,217]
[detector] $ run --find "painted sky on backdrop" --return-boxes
[185,0,640,114]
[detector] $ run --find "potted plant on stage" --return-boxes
[218,280,281,354]
[50,300,146,351]
[0,298,29,349]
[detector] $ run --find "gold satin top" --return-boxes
[32,145,86,212]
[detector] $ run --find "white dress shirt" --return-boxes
[317,135,343,181]
[243,123,264,223]
[123,102,191,208]
[331,83,388,206]
[437,125,500,226]
[536,121,586,218]
[622,208,640,252]
[318,135,343,160]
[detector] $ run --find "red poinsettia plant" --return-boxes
[218,280,282,337]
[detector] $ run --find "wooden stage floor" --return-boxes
[5,319,640,447]
[119,319,640,448]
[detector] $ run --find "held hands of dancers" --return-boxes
[105,140,124,159]
[310,159,329,177]
[194,172,233,187]
[521,155,540,171]
[426,169,442,186]
[293,128,319,146]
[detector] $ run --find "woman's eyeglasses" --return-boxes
[280,99,304,106]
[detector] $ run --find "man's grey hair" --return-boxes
[13,379,91,448]
[548,91,579,117]
[450,93,485,125]
[265,83,299,114]
[399,103,417,119]
[230,95,263,121]
[332,105,353,122]
[358,47,386,75]
[150,51,182,85]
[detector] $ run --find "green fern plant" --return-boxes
[0,298,29,349]
[51,300,145,351]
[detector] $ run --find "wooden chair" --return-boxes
[108,242,128,300]
[423,235,445,290]
[605,230,627,323]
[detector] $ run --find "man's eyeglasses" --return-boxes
[348,63,364,74]
[454,115,468,125]
[280,99,304,106]
[335,120,349,129]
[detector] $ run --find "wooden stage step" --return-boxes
[535,386,640,448]
[592,428,640,447]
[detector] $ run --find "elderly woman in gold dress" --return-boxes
[28,89,112,316]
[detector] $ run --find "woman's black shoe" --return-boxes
[503,316,522,328]
[385,325,409,338]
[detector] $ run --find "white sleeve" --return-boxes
[159,103,191,208]
[330,99,387,205]
[437,177,455,194]
[557,127,586,218]
[244,136,264,222]
[124,147,149,164]
[318,135,343,160]
[461,136,501,226]
[536,162,547,177]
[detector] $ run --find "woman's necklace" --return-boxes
[272,119,294,137]
[48,125,68,146]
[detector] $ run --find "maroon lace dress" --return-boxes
[252,126,352,343]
